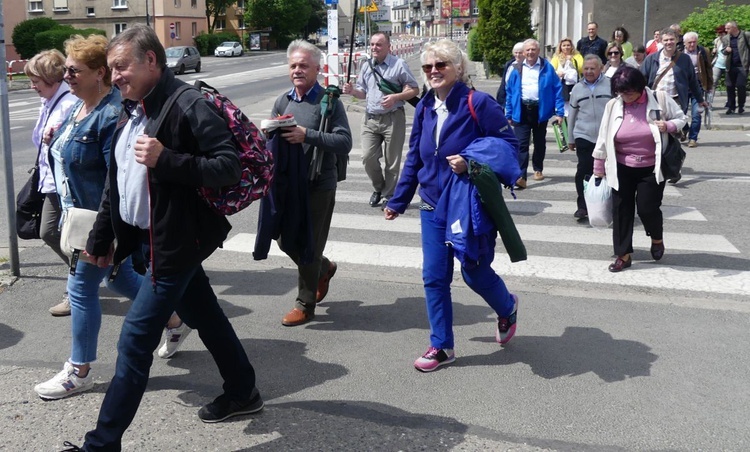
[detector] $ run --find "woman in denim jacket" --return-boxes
[34,35,143,400]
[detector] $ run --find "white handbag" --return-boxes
[60,207,99,273]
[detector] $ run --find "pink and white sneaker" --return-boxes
[496,294,518,345]
[414,347,455,372]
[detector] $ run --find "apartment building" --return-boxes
[390,0,479,38]
[7,0,209,60]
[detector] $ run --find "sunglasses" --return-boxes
[421,61,449,73]
[64,66,84,77]
[608,51,621,56]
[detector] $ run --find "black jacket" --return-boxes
[86,69,241,277]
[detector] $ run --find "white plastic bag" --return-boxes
[584,176,613,228]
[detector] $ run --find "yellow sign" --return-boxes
[359,1,378,12]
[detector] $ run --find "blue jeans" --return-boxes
[68,257,141,365]
[688,95,702,141]
[420,209,514,349]
[83,264,256,451]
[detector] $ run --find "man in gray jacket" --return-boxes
[271,40,352,327]
[567,55,612,219]
[721,21,750,114]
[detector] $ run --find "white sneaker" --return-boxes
[157,323,192,358]
[34,362,94,400]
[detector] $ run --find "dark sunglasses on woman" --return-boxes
[421,62,449,73]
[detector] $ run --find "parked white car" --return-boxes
[214,41,243,57]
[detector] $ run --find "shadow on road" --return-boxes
[465,326,657,383]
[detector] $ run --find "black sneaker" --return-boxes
[369,191,382,207]
[726,109,735,115]
[198,388,264,423]
[61,442,82,451]
[739,108,745,115]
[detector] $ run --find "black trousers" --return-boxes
[612,163,666,256]
[726,66,748,111]
[574,138,595,211]
[513,104,548,179]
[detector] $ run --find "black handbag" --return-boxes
[16,165,45,240]
[653,93,686,180]
[15,91,68,240]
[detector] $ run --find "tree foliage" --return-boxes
[246,0,312,45]
[12,17,58,59]
[681,0,750,49]
[475,0,533,73]
[304,0,327,38]
[206,0,234,33]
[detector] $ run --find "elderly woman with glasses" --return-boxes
[24,50,79,315]
[384,39,520,372]
[592,66,688,273]
[603,42,625,78]
[33,34,144,400]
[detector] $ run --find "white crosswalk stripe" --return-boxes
[228,144,748,297]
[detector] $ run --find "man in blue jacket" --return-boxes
[505,39,565,188]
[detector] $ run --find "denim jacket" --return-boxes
[49,88,122,211]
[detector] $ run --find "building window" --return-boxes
[174,0,181,7]
[53,0,68,11]
[114,23,127,34]
[237,0,245,7]
[174,22,181,39]
[472,6,478,15]
[191,0,197,7]
[29,0,43,12]
[192,22,198,37]
[112,0,127,8]
[238,17,245,29]
[215,19,226,30]
[86,7,95,16]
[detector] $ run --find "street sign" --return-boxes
[169,22,175,30]
[359,1,377,12]
[170,32,176,39]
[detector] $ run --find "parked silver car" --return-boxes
[166,46,201,74]
[214,41,243,57]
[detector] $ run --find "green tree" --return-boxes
[12,17,58,59]
[246,0,312,45]
[476,0,533,74]
[304,0,327,38]
[206,0,234,33]
[681,0,750,49]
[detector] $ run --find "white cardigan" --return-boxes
[592,88,688,191]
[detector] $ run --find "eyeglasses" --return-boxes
[608,51,621,56]
[421,61,449,73]
[64,66,84,77]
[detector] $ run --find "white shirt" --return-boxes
[433,97,449,146]
[115,104,150,229]
[521,58,541,101]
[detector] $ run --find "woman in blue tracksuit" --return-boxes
[384,39,520,372]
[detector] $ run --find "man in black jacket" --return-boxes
[78,25,262,450]
[576,22,608,64]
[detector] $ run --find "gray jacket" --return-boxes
[567,75,612,144]
[720,30,750,71]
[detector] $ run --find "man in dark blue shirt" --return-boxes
[577,22,608,64]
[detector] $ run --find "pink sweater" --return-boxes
[593,91,677,175]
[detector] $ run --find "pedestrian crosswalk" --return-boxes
[223,146,750,297]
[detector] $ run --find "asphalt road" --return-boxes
[1,51,749,451]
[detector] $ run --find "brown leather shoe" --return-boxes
[282,308,314,327]
[608,256,632,273]
[515,177,527,189]
[533,171,544,181]
[315,261,337,303]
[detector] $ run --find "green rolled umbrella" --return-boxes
[468,159,527,263]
